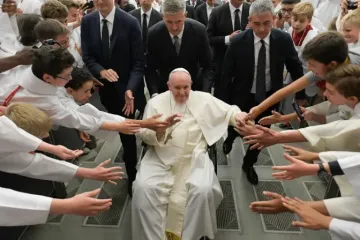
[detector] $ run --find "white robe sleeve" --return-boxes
[297,119,360,152]
[329,218,360,240]
[0,152,78,182]
[306,101,351,126]
[0,116,42,153]
[337,154,360,197]
[0,187,52,226]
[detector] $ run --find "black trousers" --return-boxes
[99,84,138,182]
[226,92,278,168]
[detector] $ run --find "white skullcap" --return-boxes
[170,68,190,76]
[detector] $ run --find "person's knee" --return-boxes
[191,181,213,202]
[133,178,158,199]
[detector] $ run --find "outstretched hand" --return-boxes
[282,197,332,230]
[51,145,83,160]
[272,153,319,180]
[258,110,283,126]
[243,125,279,150]
[282,145,319,162]
[91,159,124,185]
[249,191,288,214]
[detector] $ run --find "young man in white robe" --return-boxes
[131,68,247,240]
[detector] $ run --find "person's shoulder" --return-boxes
[349,47,360,65]
[186,18,206,31]
[191,91,213,100]
[196,2,206,10]
[82,10,99,23]
[231,29,252,45]
[271,28,290,39]
[128,8,140,16]
[116,7,138,24]
[148,20,165,34]
[304,71,323,83]
[147,91,170,106]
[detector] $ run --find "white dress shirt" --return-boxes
[169,27,185,46]
[224,3,243,44]
[141,7,153,28]
[99,6,116,40]
[206,3,215,19]
[251,32,271,94]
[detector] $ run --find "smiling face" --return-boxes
[341,22,360,44]
[67,80,94,104]
[306,59,338,78]
[167,71,192,104]
[323,82,358,107]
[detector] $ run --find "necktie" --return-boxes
[234,9,241,31]
[142,13,148,45]
[173,36,180,55]
[101,19,110,65]
[255,39,266,103]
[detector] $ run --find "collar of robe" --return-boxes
[19,66,58,95]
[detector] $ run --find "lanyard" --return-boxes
[2,86,22,107]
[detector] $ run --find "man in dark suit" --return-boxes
[129,0,163,47]
[186,0,204,9]
[222,0,304,185]
[207,0,250,100]
[81,0,145,195]
[195,0,219,26]
[145,0,214,96]
[185,5,196,19]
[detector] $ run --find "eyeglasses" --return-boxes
[56,73,72,81]
[280,8,293,14]
[43,39,62,47]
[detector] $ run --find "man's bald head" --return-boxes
[167,68,192,104]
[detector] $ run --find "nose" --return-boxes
[323,89,328,97]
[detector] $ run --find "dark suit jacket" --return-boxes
[146,19,214,95]
[186,5,196,19]
[81,8,145,109]
[222,28,304,106]
[186,0,204,9]
[129,7,163,29]
[207,2,250,65]
[195,2,219,26]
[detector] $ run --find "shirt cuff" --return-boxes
[225,35,230,45]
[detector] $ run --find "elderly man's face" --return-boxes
[167,72,191,104]
[163,11,186,36]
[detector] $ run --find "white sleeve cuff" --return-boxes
[225,36,230,45]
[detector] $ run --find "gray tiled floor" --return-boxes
[21,130,331,240]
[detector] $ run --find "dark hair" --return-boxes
[32,46,74,79]
[122,3,136,12]
[65,67,94,90]
[281,0,300,4]
[34,19,69,42]
[17,14,43,46]
[326,64,360,101]
[302,31,348,65]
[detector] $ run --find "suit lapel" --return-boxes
[161,24,177,56]
[149,10,156,28]
[179,21,191,57]
[269,30,277,83]
[247,30,255,80]
[241,3,249,30]
[135,9,141,24]
[224,3,233,32]
[110,8,120,55]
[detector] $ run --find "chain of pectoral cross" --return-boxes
[164,96,188,144]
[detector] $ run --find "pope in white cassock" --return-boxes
[131,68,247,240]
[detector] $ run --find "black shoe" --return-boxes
[128,180,133,198]
[223,139,233,155]
[242,165,258,185]
[199,237,210,240]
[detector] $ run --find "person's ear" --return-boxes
[347,96,359,105]
[66,87,74,95]
[184,11,188,18]
[328,61,339,70]
[43,73,54,84]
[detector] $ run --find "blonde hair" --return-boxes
[291,2,314,21]
[4,103,52,138]
[342,9,360,29]
[41,0,68,20]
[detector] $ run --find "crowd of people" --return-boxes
[0,0,360,239]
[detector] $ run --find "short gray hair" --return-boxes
[161,0,186,14]
[249,0,275,16]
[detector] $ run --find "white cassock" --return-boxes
[306,101,352,126]
[319,151,358,197]
[329,218,360,240]
[68,27,84,67]
[0,67,105,134]
[18,0,43,15]
[132,91,241,240]
[0,116,42,153]
[56,87,122,142]
[297,119,360,152]
[313,0,340,27]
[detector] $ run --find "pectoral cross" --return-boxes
[164,133,173,144]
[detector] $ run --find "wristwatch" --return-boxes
[317,162,326,175]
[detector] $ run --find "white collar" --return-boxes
[353,102,360,116]
[229,2,242,13]
[253,31,271,45]
[169,26,185,40]
[141,7,152,17]
[19,66,58,95]
[99,6,116,24]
